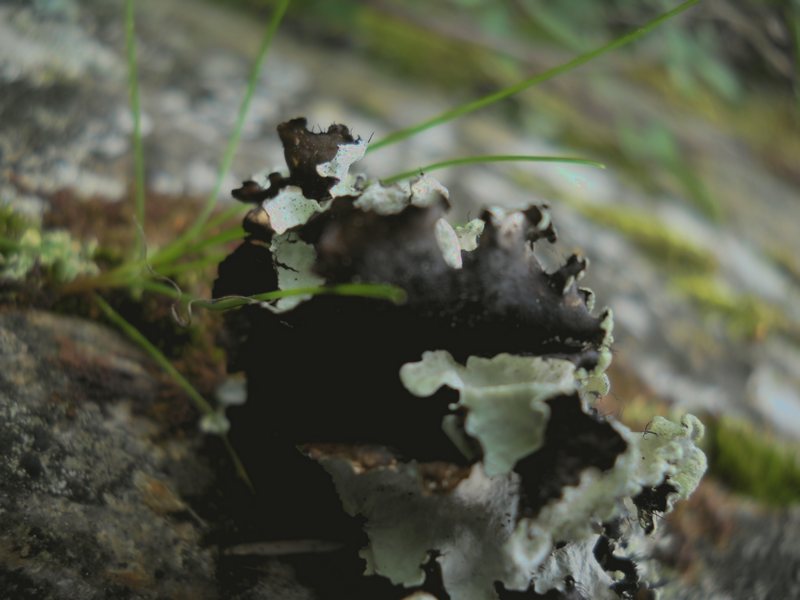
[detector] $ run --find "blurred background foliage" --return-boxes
[210,0,799,222]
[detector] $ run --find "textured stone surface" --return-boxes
[659,482,800,600]
[0,310,216,599]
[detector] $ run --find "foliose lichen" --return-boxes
[213,118,707,599]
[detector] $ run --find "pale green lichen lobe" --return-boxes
[400,351,577,476]
[316,139,368,198]
[267,232,324,312]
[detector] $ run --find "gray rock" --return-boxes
[659,483,800,600]
[0,310,216,599]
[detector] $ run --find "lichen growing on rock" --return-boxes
[213,118,707,599]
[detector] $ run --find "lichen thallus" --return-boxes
[80,0,702,486]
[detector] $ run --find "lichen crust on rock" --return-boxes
[214,118,707,599]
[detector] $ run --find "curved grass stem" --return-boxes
[93,294,254,490]
[366,0,700,153]
[124,0,146,260]
[157,0,290,265]
[138,280,407,311]
[381,154,605,184]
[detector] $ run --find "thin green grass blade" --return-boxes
[158,253,229,277]
[366,0,700,153]
[212,283,408,309]
[203,202,248,232]
[125,0,146,260]
[159,0,290,263]
[87,215,246,289]
[791,0,800,109]
[150,226,246,270]
[139,281,407,310]
[94,294,214,415]
[94,294,253,490]
[381,154,605,184]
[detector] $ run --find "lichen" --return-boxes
[400,351,577,476]
[214,119,707,599]
[310,412,706,600]
[268,232,324,312]
[261,186,322,234]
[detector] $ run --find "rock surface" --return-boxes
[660,482,800,600]
[0,310,217,599]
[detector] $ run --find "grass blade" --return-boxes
[138,281,407,310]
[211,283,408,309]
[124,0,146,259]
[94,294,253,490]
[366,0,700,153]
[161,0,291,262]
[381,154,605,184]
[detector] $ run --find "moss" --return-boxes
[355,8,498,89]
[706,417,800,506]
[573,203,718,274]
[0,203,31,240]
[634,66,800,177]
[671,274,788,340]
[767,245,800,287]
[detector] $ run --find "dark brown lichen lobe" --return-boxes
[232,117,359,205]
[214,120,614,461]
[212,119,706,600]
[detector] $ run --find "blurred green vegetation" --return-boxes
[0,205,99,284]
[574,202,718,273]
[215,0,796,97]
[706,417,800,506]
[211,0,797,228]
[672,275,790,341]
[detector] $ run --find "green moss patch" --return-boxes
[706,417,800,506]
[672,274,792,340]
[574,203,718,274]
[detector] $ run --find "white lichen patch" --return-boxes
[262,186,322,234]
[267,232,325,312]
[455,219,485,252]
[434,218,487,269]
[314,412,705,600]
[434,218,463,269]
[512,414,707,561]
[400,351,577,476]
[313,451,521,600]
[354,175,449,216]
[577,308,615,397]
[316,350,707,599]
[410,175,449,207]
[532,537,616,599]
[639,414,706,504]
[354,181,412,215]
[199,411,230,435]
[316,139,368,198]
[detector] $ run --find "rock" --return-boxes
[0,310,216,599]
[659,482,800,600]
